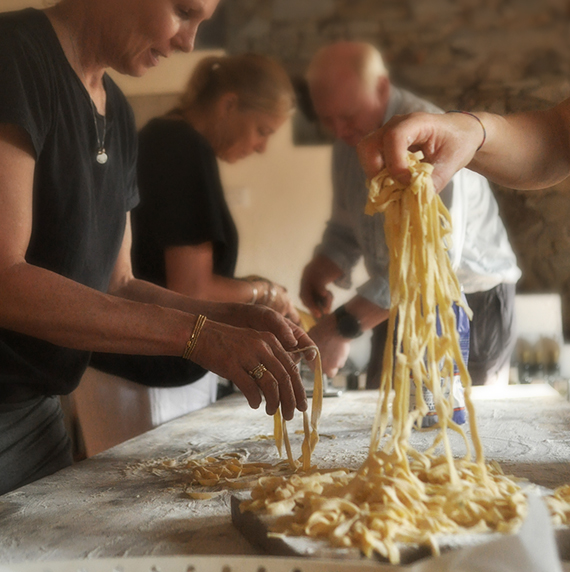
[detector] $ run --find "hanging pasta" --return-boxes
[273,345,324,471]
[242,152,527,564]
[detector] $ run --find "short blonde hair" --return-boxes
[179,53,295,117]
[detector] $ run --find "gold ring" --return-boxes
[248,363,267,381]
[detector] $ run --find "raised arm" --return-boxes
[357,98,570,192]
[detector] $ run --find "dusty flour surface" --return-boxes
[0,390,569,562]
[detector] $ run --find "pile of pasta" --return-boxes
[124,346,324,500]
[546,485,570,525]
[241,152,528,564]
[127,452,297,500]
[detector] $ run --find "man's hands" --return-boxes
[300,254,344,319]
[356,111,483,193]
[306,315,351,378]
[303,297,389,378]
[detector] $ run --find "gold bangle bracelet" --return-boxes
[182,314,207,360]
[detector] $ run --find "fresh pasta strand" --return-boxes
[273,345,323,471]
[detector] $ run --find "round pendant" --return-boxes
[96,151,108,164]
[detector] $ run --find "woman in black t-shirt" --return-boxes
[133,54,299,319]
[0,1,314,495]
[87,55,302,444]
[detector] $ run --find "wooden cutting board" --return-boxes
[230,494,432,564]
[231,492,570,565]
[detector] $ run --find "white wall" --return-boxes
[106,51,225,98]
[218,122,332,305]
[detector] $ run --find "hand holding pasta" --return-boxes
[242,151,527,564]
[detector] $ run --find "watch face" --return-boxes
[335,308,362,339]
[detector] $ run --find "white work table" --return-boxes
[1,385,570,566]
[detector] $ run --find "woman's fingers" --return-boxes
[249,354,293,418]
[257,331,307,418]
[191,319,307,419]
[255,306,299,349]
[284,302,300,325]
[235,353,303,420]
[270,288,301,325]
[232,369,263,410]
[287,321,317,359]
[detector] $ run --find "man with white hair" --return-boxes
[300,41,521,388]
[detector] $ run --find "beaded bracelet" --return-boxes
[446,110,487,151]
[182,314,207,360]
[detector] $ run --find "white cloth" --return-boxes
[147,371,218,426]
[316,86,521,309]
[407,494,562,572]
[449,167,522,293]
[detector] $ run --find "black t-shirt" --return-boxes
[133,117,238,284]
[90,117,238,387]
[0,9,139,400]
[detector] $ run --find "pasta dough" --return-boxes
[242,152,527,564]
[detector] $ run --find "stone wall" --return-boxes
[223,0,570,337]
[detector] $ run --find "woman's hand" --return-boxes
[357,111,483,193]
[248,278,300,324]
[190,318,311,420]
[203,302,315,358]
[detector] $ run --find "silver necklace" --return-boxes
[67,26,108,164]
[89,97,108,164]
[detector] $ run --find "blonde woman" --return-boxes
[134,54,298,319]
[86,54,301,447]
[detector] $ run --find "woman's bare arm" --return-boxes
[0,123,312,418]
[357,98,570,192]
[163,242,300,322]
[164,242,255,302]
[0,123,199,357]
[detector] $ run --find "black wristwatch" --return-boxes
[333,305,363,339]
